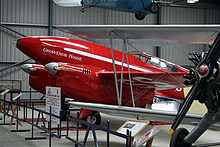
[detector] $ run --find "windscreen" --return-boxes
[133,54,178,72]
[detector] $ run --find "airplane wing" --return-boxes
[69,101,203,124]
[55,25,220,46]
[98,71,186,90]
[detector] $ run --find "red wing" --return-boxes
[98,71,186,90]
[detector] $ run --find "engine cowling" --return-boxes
[45,62,103,102]
[21,64,56,94]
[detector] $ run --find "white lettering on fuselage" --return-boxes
[43,48,82,61]
[68,54,82,61]
[43,48,67,57]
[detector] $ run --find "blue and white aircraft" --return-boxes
[54,0,159,20]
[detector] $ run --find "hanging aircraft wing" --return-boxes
[68,101,203,124]
[55,25,220,46]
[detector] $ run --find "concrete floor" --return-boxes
[0,105,220,147]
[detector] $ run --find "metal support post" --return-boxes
[156,3,161,58]
[49,106,52,147]
[25,102,46,140]
[76,111,79,147]
[109,32,120,105]
[124,40,135,107]
[119,40,126,105]
[92,128,98,147]
[66,113,69,137]
[48,0,53,36]
[107,120,110,147]
[15,98,19,127]
[26,101,28,120]
[126,129,130,147]
[57,124,59,137]
[36,111,41,126]
[29,88,32,107]
[83,126,90,145]
[59,114,62,138]
[3,94,6,123]
[23,101,26,121]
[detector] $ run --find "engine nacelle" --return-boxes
[45,62,103,102]
[21,64,56,94]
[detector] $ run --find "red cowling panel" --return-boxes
[55,63,102,103]
[155,88,185,100]
[29,65,56,94]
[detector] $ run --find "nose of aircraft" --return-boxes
[16,37,41,61]
[45,62,59,75]
[21,64,36,74]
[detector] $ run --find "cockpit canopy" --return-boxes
[132,53,178,72]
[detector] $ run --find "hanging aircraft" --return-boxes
[53,0,159,20]
[14,25,220,146]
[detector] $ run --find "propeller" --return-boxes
[169,33,220,136]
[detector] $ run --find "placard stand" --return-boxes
[117,119,150,147]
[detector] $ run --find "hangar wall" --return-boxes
[0,0,220,97]
[160,6,220,65]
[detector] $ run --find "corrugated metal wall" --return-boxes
[0,0,49,99]
[160,6,220,65]
[0,0,220,99]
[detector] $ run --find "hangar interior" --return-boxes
[1,0,220,95]
[0,0,220,147]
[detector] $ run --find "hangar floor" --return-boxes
[0,106,220,147]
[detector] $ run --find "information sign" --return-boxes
[134,126,160,147]
[117,119,150,137]
[46,86,61,124]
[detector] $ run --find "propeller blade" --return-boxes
[169,83,201,136]
[206,33,220,65]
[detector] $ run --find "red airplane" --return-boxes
[17,25,220,126]
[17,35,188,123]
[15,25,220,147]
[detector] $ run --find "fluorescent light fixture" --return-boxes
[187,0,199,3]
[53,0,81,7]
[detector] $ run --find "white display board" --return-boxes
[46,86,61,124]
[117,119,150,137]
[134,126,160,147]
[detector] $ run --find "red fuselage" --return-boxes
[17,36,189,107]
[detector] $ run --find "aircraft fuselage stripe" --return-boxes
[64,48,150,72]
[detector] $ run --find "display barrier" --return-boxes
[0,89,132,147]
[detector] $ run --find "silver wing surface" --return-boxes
[56,25,220,46]
[69,101,203,124]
